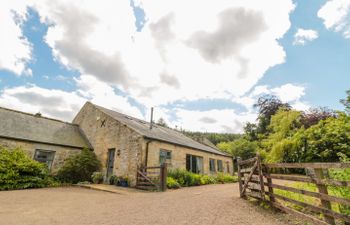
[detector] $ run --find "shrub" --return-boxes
[168,168,237,187]
[56,148,101,184]
[91,172,104,184]
[167,177,181,189]
[0,146,55,190]
[216,173,238,183]
[200,175,217,185]
[109,175,118,185]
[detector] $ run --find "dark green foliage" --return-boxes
[156,118,169,128]
[301,113,350,162]
[109,175,118,185]
[56,148,101,184]
[182,131,241,145]
[0,146,56,190]
[254,95,291,135]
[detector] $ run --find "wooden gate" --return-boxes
[237,154,265,200]
[237,154,350,225]
[136,164,167,191]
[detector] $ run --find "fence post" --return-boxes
[264,164,275,203]
[256,153,265,201]
[313,168,335,225]
[160,163,167,192]
[237,157,244,198]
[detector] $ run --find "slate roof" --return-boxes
[0,107,91,149]
[92,103,230,157]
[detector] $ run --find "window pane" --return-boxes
[186,155,191,171]
[159,149,171,165]
[209,158,216,172]
[196,157,203,174]
[34,150,55,170]
[217,160,223,172]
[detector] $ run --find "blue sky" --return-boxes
[0,0,349,133]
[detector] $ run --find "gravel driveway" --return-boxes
[0,184,298,225]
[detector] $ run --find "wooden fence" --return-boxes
[237,154,350,225]
[136,164,167,191]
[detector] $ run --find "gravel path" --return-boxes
[0,184,298,225]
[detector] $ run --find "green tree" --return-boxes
[156,118,168,128]
[254,95,291,135]
[341,90,350,113]
[260,109,303,163]
[302,113,350,162]
[217,138,257,160]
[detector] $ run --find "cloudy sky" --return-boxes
[0,0,350,133]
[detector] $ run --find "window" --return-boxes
[159,149,172,165]
[34,150,55,170]
[217,160,223,172]
[186,154,203,174]
[209,158,216,172]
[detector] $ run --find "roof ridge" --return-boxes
[89,102,229,156]
[0,106,78,126]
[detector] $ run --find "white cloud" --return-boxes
[0,85,85,120]
[271,83,306,102]
[171,108,257,133]
[0,0,300,133]
[318,0,350,38]
[293,28,319,45]
[0,0,32,76]
[27,0,295,106]
[232,83,309,111]
[0,80,143,122]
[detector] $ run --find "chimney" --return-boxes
[150,107,154,130]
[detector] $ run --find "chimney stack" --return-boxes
[150,107,154,130]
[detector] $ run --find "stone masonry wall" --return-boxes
[73,103,143,186]
[146,140,234,175]
[0,137,80,173]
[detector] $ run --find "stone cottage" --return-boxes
[73,102,233,186]
[0,102,233,186]
[0,107,91,173]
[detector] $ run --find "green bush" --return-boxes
[56,148,101,184]
[167,177,181,189]
[168,168,237,188]
[216,172,238,183]
[0,146,55,190]
[91,172,104,184]
[109,175,118,185]
[200,175,217,185]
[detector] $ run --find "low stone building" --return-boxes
[73,102,233,186]
[0,107,91,173]
[0,102,233,186]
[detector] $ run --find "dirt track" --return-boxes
[0,184,299,225]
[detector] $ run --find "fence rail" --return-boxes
[136,164,167,191]
[237,154,350,225]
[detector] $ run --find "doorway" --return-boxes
[106,148,116,178]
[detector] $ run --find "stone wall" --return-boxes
[0,137,81,173]
[73,103,143,186]
[146,140,234,175]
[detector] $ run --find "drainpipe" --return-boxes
[145,139,152,168]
